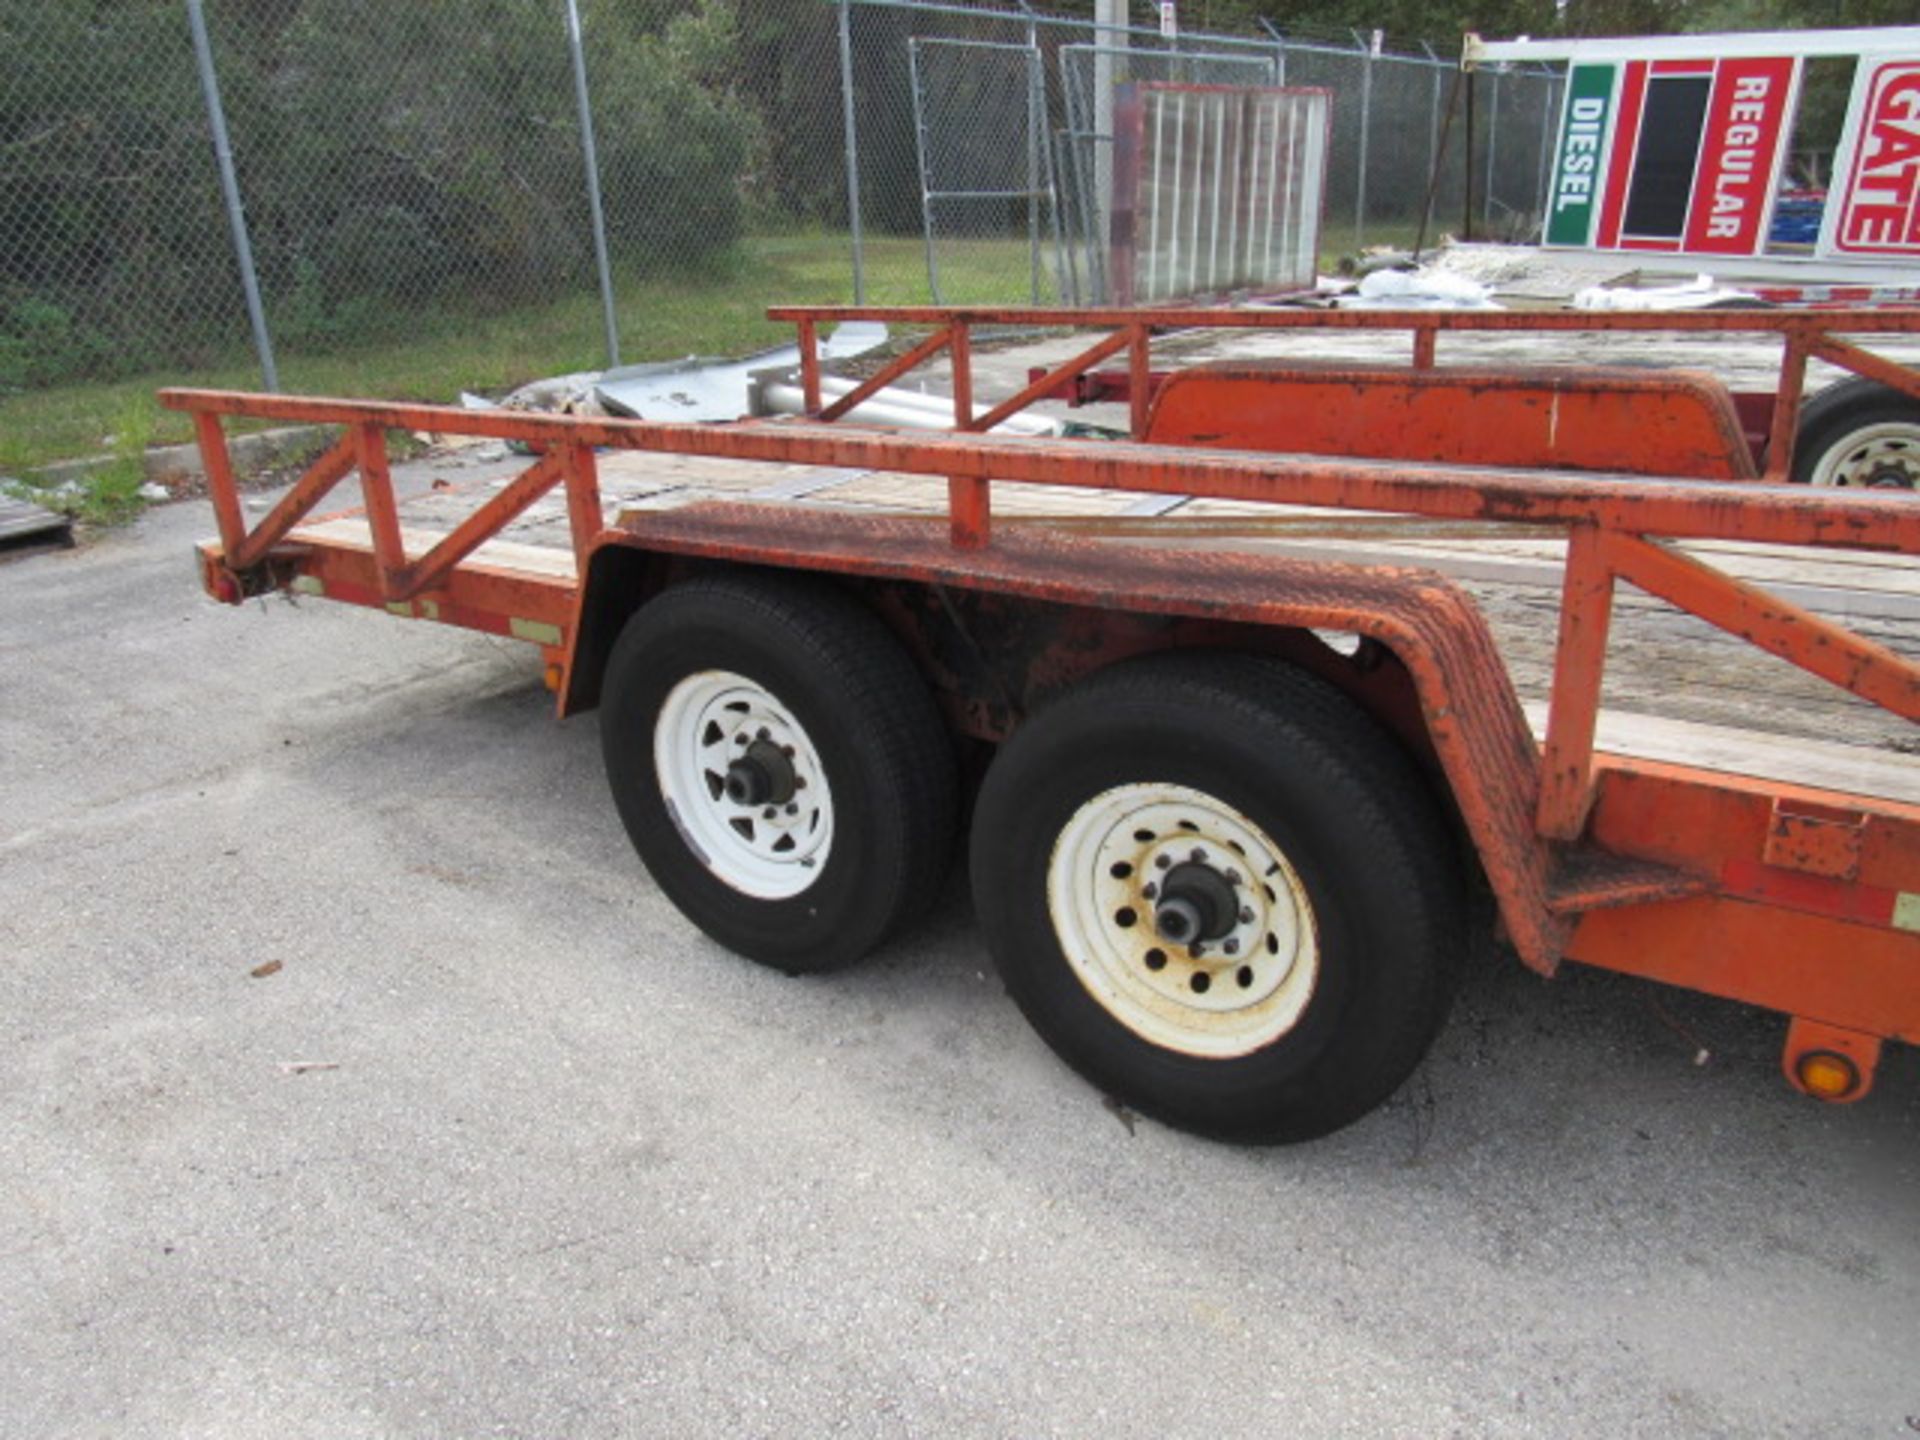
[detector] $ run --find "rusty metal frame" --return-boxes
[769,303,1920,482]
[161,309,1920,1078]
[164,367,1920,877]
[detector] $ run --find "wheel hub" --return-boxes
[1153,861,1239,945]
[1863,461,1917,491]
[1046,785,1319,1058]
[654,671,834,899]
[723,738,797,807]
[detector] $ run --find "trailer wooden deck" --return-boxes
[281,432,1920,804]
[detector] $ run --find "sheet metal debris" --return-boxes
[595,321,890,422]
[0,491,74,548]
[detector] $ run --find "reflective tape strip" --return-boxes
[385,601,412,617]
[510,617,564,647]
[1895,893,1920,935]
[290,575,325,596]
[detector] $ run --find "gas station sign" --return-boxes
[1472,25,1920,274]
[1541,54,1798,257]
[1822,57,1920,257]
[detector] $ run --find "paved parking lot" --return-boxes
[2,494,1917,1437]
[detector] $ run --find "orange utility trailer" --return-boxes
[164,305,1920,1143]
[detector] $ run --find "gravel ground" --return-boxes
[2,494,1917,1439]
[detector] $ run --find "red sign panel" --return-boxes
[1830,60,1920,256]
[1683,56,1796,253]
[1593,56,1794,258]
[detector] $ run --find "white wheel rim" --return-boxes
[1046,783,1319,1059]
[654,670,833,899]
[1807,422,1920,490]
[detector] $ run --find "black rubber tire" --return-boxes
[601,570,957,973]
[1789,376,1920,490]
[970,651,1463,1144]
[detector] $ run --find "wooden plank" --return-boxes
[1523,701,1920,806]
[0,495,71,545]
[289,517,579,581]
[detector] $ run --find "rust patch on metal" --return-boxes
[1763,800,1867,881]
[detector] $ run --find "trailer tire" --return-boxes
[971,652,1462,1143]
[601,570,956,973]
[1790,377,1920,490]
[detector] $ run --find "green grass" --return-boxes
[0,232,1031,477]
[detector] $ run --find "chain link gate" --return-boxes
[907,36,1064,306]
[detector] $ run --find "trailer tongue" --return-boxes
[163,304,1920,1141]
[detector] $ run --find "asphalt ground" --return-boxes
[2,492,1917,1438]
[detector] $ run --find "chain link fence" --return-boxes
[2,0,1560,466]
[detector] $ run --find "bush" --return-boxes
[0,0,762,387]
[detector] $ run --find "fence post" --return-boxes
[565,0,620,369]
[185,0,277,392]
[1354,32,1374,252]
[1025,11,1042,303]
[1427,51,1443,212]
[839,0,867,303]
[1485,69,1501,230]
[1256,17,1286,86]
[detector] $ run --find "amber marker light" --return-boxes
[1795,1050,1860,1101]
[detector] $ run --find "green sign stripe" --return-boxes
[1547,63,1618,248]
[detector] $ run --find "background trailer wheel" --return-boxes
[1791,377,1920,491]
[601,570,957,973]
[971,652,1465,1144]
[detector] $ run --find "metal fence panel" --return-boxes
[0,0,1564,466]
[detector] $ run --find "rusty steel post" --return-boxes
[1538,523,1615,841]
[565,443,605,564]
[1129,323,1152,438]
[948,323,990,548]
[193,410,247,561]
[1766,330,1810,483]
[797,317,822,415]
[354,422,407,599]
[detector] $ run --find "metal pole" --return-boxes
[910,42,943,304]
[1429,64,1442,208]
[1027,17,1042,303]
[838,0,866,303]
[1095,0,1126,296]
[1413,64,1466,262]
[1463,68,1477,243]
[1485,70,1501,231]
[1257,17,1286,85]
[1355,41,1373,252]
[565,0,620,368]
[186,0,277,392]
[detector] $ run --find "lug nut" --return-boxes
[785,803,798,815]
[1223,939,1239,955]
[1239,906,1255,924]
[1224,869,1242,886]
[1155,855,1171,871]
[762,807,776,820]
[1141,883,1158,900]
[1190,848,1207,863]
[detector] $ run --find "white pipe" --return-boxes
[757,382,1061,436]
